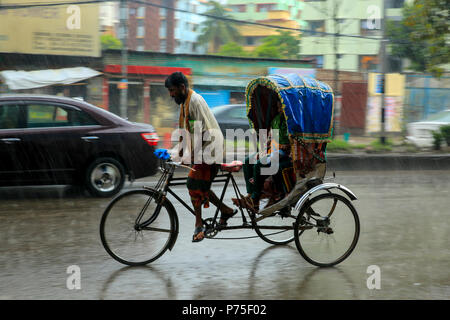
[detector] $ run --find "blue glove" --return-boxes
[154,148,171,160]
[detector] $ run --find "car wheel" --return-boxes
[85,157,125,197]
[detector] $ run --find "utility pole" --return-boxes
[332,0,340,137]
[119,0,129,119]
[379,0,387,145]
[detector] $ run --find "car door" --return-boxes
[0,103,28,185]
[18,101,101,184]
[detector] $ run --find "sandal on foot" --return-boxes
[192,226,206,242]
[218,209,238,226]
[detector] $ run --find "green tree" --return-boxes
[101,34,122,50]
[254,42,283,59]
[217,42,248,57]
[254,30,300,59]
[387,0,449,77]
[197,1,242,53]
[263,31,300,59]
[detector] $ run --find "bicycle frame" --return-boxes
[155,163,249,228]
[145,162,298,235]
[100,160,360,267]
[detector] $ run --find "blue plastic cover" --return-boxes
[154,148,171,160]
[246,74,334,142]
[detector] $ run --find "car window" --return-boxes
[228,107,247,119]
[27,104,64,127]
[69,109,99,126]
[0,104,26,129]
[26,104,98,127]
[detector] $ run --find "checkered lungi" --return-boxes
[187,163,219,208]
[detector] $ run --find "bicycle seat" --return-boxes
[220,160,243,172]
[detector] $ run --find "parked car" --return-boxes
[211,104,250,137]
[0,94,159,197]
[406,109,450,148]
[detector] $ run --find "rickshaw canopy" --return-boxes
[245,73,334,142]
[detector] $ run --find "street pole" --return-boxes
[379,0,387,144]
[333,0,339,137]
[119,0,128,119]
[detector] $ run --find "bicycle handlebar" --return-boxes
[163,160,196,171]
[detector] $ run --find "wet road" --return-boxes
[0,170,449,300]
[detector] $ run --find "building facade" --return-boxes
[111,0,209,54]
[174,0,209,54]
[99,1,119,35]
[122,0,175,53]
[300,0,407,72]
[226,0,306,51]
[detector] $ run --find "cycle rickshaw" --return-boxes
[100,73,360,267]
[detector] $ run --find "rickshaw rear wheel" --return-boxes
[253,206,297,245]
[294,193,360,267]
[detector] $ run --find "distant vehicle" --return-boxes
[0,94,159,197]
[406,109,450,148]
[211,104,250,137]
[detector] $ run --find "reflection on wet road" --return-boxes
[1,170,449,299]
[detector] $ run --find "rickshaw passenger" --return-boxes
[233,100,291,212]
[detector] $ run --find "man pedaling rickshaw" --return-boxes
[165,72,237,242]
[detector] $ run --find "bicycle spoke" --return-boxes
[295,193,360,267]
[254,207,297,245]
[141,226,172,233]
[100,189,176,266]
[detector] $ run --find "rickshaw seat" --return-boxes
[221,160,243,173]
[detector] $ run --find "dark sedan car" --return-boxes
[0,94,159,197]
[211,104,250,137]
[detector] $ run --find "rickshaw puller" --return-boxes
[165,72,237,242]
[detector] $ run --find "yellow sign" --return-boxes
[368,73,406,97]
[0,0,100,57]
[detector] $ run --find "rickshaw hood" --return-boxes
[245,73,334,143]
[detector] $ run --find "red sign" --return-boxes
[105,65,192,76]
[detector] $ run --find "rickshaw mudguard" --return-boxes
[144,187,179,251]
[294,183,357,214]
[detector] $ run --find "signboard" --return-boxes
[375,74,385,94]
[117,79,128,90]
[366,96,403,133]
[0,0,100,57]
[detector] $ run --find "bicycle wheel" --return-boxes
[254,206,296,245]
[294,193,360,267]
[100,189,178,266]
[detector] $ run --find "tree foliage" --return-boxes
[254,31,300,59]
[101,34,122,50]
[387,0,449,77]
[216,31,301,60]
[197,1,242,53]
[217,42,248,57]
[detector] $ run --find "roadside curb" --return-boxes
[226,152,450,171]
[325,153,450,170]
[166,153,450,172]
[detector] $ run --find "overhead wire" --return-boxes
[0,0,385,41]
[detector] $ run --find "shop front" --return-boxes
[103,64,192,144]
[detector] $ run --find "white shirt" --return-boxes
[172,90,224,164]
